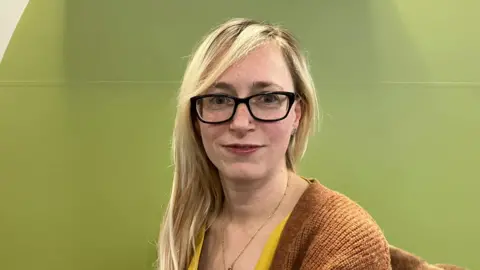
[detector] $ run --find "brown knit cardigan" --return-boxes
[269,180,465,270]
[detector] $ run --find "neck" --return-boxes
[220,168,290,226]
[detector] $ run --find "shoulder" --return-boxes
[307,180,385,233]
[297,180,391,269]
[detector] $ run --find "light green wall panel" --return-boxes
[0,0,71,269]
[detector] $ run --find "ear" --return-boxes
[293,99,302,129]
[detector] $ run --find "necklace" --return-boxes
[221,174,289,270]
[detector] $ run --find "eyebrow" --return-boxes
[209,81,284,95]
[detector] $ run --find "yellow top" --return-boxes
[188,215,290,270]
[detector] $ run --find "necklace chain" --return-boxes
[221,175,289,270]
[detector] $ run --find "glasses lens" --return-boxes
[196,95,235,122]
[249,93,290,120]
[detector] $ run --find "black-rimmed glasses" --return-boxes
[190,91,297,124]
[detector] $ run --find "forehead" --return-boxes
[208,42,294,96]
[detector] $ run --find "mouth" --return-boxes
[222,144,265,154]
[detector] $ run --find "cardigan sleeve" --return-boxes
[301,193,392,270]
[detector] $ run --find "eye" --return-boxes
[259,93,280,103]
[208,96,230,105]
[202,95,234,110]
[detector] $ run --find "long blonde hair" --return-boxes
[157,18,319,270]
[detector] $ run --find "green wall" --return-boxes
[1,1,478,269]
[0,0,72,269]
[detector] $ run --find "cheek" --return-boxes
[263,123,292,147]
[199,124,223,151]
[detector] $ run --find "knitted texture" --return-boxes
[270,180,391,270]
[389,245,466,270]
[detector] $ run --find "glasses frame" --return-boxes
[190,91,298,124]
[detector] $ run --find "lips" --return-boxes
[222,144,264,154]
[224,144,262,148]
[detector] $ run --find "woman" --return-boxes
[157,18,391,270]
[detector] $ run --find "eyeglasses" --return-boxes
[190,91,297,124]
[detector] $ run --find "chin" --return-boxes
[220,163,266,181]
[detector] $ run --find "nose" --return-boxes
[230,103,252,130]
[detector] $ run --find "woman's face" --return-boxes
[197,42,302,182]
